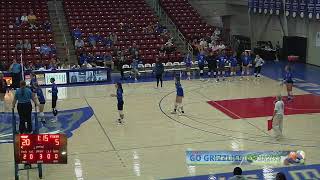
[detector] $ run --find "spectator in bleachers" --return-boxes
[23,40,31,50]
[88,33,97,47]
[164,38,175,54]
[27,11,37,30]
[24,62,35,71]
[21,13,28,25]
[15,17,21,27]
[43,20,52,32]
[39,44,52,55]
[79,53,87,65]
[218,41,226,50]
[275,172,286,180]
[82,61,92,68]
[229,167,247,180]
[103,36,113,47]
[129,43,139,56]
[110,33,117,44]
[15,40,24,50]
[9,59,22,89]
[0,61,4,71]
[73,28,82,39]
[116,51,126,80]
[75,38,84,49]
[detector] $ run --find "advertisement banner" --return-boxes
[292,0,300,17]
[44,72,67,85]
[275,0,283,15]
[285,0,292,16]
[299,0,307,17]
[253,0,260,13]
[308,0,316,18]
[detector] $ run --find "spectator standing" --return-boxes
[154,58,164,88]
[23,39,31,50]
[9,59,22,89]
[129,43,139,56]
[88,33,97,47]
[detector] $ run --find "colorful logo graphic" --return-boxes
[0,107,94,143]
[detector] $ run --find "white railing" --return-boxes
[153,0,193,55]
[53,0,69,59]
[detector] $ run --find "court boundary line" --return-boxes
[158,87,319,148]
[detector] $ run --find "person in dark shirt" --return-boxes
[110,82,125,124]
[0,72,8,113]
[154,58,164,88]
[207,51,217,80]
[48,78,58,122]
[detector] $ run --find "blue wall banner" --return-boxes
[259,0,265,13]
[299,0,307,18]
[275,0,283,15]
[269,0,276,14]
[308,0,316,18]
[264,0,270,14]
[253,0,259,13]
[316,0,320,19]
[285,0,292,16]
[292,0,300,17]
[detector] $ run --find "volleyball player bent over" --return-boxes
[111,82,125,124]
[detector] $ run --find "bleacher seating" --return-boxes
[159,0,214,41]
[0,0,56,68]
[63,0,183,64]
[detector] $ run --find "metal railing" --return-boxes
[152,0,193,56]
[53,0,70,60]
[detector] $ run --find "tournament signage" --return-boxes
[259,0,265,13]
[292,0,299,17]
[308,0,316,18]
[285,0,292,16]
[299,0,307,18]
[269,0,276,14]
[316,0,320,19]
[249,0,253,12]
[275,0,282,14]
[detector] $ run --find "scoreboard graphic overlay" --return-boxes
[14,134,67,164]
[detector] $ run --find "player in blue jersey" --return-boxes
[29,73,37,91]
[33,82,46,123]
[229,52,238,79]
[197,51,206,80]
[216,51,228,81]
[171,76,184,115]
[241,51,252,80]
[283,65,294,100]
[48,78,58,121]
[184,53,192,80]
[111,82,125,124]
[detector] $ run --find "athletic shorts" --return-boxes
[218,65,225,71]
[117,101,124,111]
[286,80,293,84]
[40,101,46,105]
[198,64,204,71]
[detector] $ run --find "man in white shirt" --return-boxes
[272,95,284,140]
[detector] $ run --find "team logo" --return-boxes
[0,107,94,143]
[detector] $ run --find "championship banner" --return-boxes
[264,0,270,14]
[253,0,259,13]
[292,0,300,17]
[186,151,306,166]
[275,0,283,15]
[285,0,292,16]
[316,0,320,19]
[259,0,265,13]
[308,0,316,19]
[269,0,276,14]
[299,0,307,18]
[249,0,254,12]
